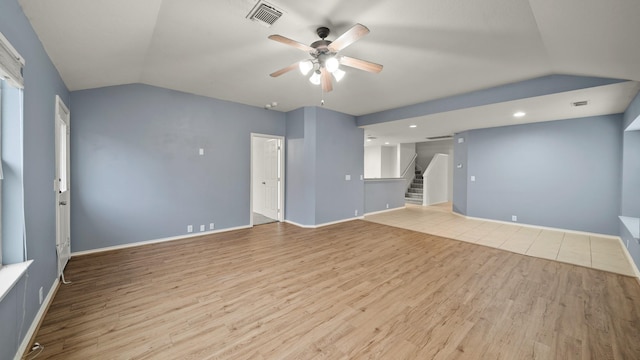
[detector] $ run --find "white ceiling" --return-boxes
[18,0,640,132]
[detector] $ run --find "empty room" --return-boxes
[1,0,640,359]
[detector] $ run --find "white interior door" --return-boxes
[55,95,71,278]
[262,139,279,220]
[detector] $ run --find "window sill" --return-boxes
[0,260,33,302]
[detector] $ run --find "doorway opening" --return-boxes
[251,134,284,226]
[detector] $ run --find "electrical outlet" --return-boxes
[187,225,193,233]
[199,148,204,155]
[39,287,43,305]
[511,215,517,222]
[200,225,205,232]
[355,210,358,216]
[627,239,630,249]
[210,223,215,230]
[386,203,389,209]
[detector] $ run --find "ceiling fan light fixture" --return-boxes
[325,57,339,73]
[332,69,345,82]
[299,60,313,75]
[309,71,321,85]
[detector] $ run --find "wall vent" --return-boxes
[426,135,453,140]
[571,100,589,107]
[246,1,283,27]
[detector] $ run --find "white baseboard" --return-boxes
[71,225,252,257]
[364,206,406,216]
[285,216,364,229]
[14,277,59,360]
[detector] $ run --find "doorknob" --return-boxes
[59,201,67,206]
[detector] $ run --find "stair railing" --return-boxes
[401,153,418,192]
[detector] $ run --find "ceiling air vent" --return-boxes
[571,100,589,107]
[426,135,453,140]
[247,1,283,27]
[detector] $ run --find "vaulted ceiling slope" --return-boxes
[19,0,640,116]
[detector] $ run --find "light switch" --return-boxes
[199,148,204,155]
[458,138,465,144]
[470,175,476,182]
[345,175,351,181]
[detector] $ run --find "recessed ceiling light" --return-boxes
[409,124,417,128]
[384,142,390,145]
[513,111,526,118]
[366,139,372,142]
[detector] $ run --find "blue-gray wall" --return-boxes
[452,132,468,215]
[70,84,285,252]
[315,107,364,224]
[364,179,406,214]
[0,0,70,358]
[284,108,312,225]
[454,115,622,235]
[285,107,364,226]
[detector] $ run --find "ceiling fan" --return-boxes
[268,24,383,92]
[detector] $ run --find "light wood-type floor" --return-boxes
[365,203,638,277]
[31,221,640,359]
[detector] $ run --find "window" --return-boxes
[0,31,25,268]
[0,32,30,302]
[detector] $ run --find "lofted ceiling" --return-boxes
[18,0,640,139]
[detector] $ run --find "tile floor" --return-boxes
[364,203,638,277]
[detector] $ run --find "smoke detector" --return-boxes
[246,1,283,27]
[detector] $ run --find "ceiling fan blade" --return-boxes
[340,56,383,73]
[270,62,299,77]
[268,35,314,52]
[321,68,333,92]
[328,23,370,52]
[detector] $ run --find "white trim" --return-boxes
[14,277,59,360]
[365,206,406,216]
[71,225,251,257]
[285,216,364,229]
[250,133,285,226]
[451,211,620,239]
[0,260,32,302]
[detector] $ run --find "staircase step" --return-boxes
[407,188,423,194]
[405,197,422,205]
[411,183,423,189]
[405,193,422,199]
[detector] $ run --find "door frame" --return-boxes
[54,95,71,279]
[250,133,285,226]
